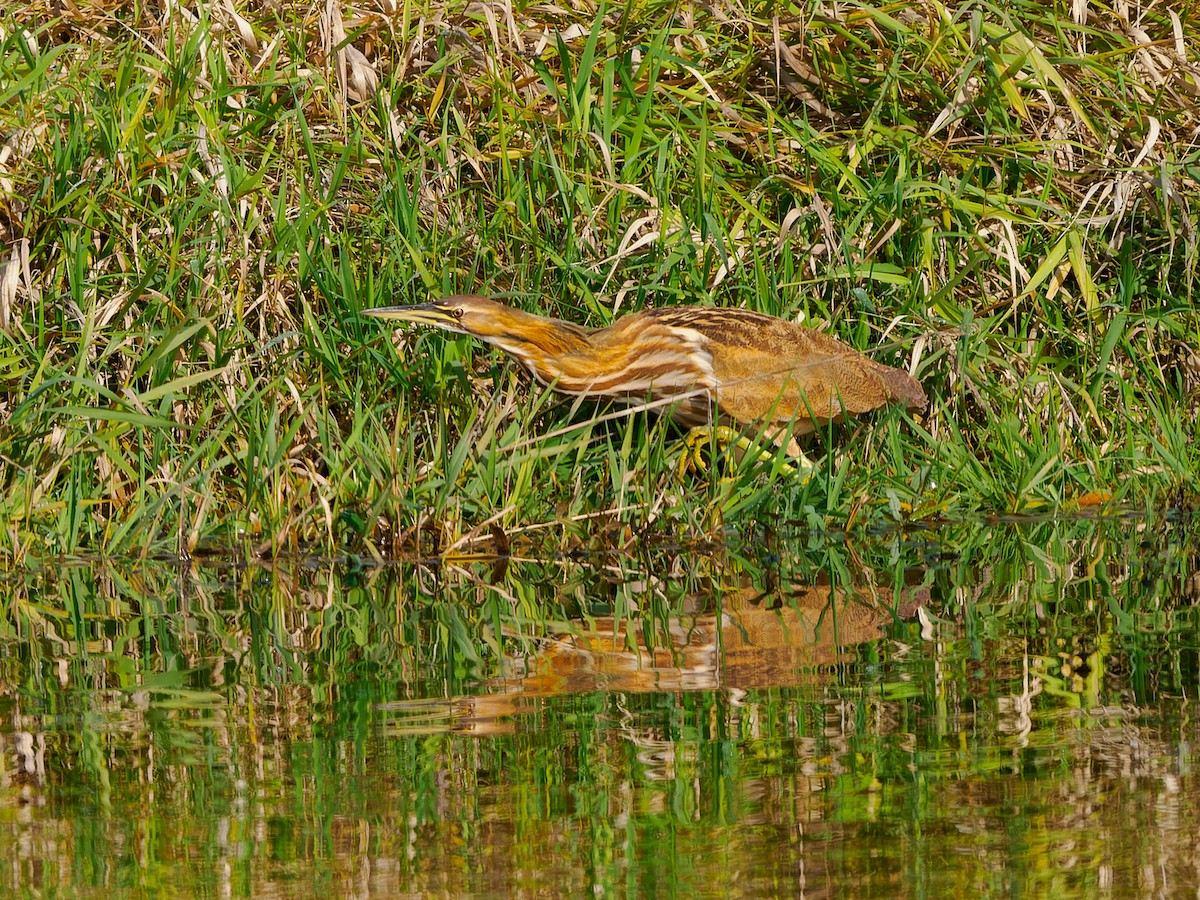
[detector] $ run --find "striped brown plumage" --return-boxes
[364,295,926,454]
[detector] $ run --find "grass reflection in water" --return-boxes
[0,516,1197,897]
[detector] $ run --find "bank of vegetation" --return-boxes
[1,1,1197,561]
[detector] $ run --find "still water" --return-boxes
[1,515,1197,897]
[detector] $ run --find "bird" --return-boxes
[363,295,926,468]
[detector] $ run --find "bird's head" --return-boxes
[363,295,590,361]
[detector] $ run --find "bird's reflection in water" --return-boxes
[441,573,930,736]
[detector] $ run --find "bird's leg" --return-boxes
[676,426,815,481]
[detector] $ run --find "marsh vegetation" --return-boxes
[1,0,1196,559]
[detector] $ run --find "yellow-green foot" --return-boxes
[676,426,815,482]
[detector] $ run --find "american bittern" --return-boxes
[364,295,926,466]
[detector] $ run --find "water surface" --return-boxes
[1,516,1197,897]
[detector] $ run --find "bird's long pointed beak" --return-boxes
[361,302,441,322]
[361,303,453,327]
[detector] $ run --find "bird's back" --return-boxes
[637,306,926,435]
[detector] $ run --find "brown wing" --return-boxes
[642,307,925,436]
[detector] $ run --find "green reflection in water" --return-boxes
[0,515,1197,896]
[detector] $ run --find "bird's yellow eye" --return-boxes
[452,307,465,319]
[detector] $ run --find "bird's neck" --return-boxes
[521,315,716,397]
[480,307,592,372]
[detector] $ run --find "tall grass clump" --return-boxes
[0,1,1197,561]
